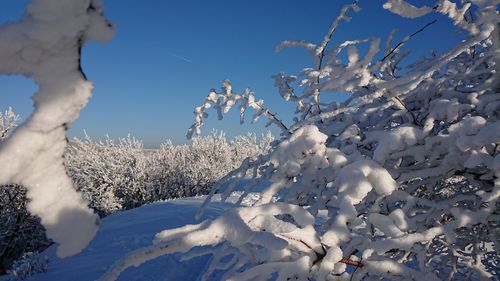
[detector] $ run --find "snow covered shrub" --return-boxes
[231,132,275,165]
[145,132,273,199]
[173,132,235,197]
[7,252,49,281]
[102,1,499,280]
[0,185,50,276]
[156,133,232,198]
[64,132,272,215]
[64,135,143,215]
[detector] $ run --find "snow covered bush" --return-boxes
[102,1,499,280]
[6,252,49,281]
[0,185,50,276]
[231,132,275,164]
[64,135,143,215]
[166,132,274,198]
[155,133,235,199]
[64,132,273,215]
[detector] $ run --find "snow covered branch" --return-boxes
[0,0,114,257]
[0,107,19,140]
[187,80,290,139]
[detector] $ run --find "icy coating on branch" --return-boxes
[0,0,114,257]
[0,107,19,140]
[187,79,290,139]
[383,0,433,18]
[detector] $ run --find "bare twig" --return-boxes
[381,20,438,62]
[340,258,363,267]
[254,103,290,134]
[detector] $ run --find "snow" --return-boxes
[270,125,328,178]
[436,1,473,30]
[10,197,234,281]
[366,125,426,164]
[99,200,321,281]
[255,125,346,206]
[383,0,433,19]
[364,259,440,281]
[0,0,114,258]
[368,213,405,237]
[323,160,398,244]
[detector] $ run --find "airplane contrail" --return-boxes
[167,52,193,63]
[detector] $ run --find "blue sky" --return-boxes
[1,0,463,147]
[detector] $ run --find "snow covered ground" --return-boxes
[21,196,236,281]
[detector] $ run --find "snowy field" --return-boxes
[13,185,267,281]
[8,190,266,281]
[22,197,231,281]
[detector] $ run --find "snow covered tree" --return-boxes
[101,1,499,280]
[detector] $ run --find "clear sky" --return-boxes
[0,0,463,147]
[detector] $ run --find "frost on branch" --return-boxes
[0,107,19,140]
[105,0,499,280]
[187,80,290,139]
[383,0,433,19]
[0,0,114,257]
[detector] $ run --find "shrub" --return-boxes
[102,1,500,280]
[64,131,273,215]
[7,252,49,281]
[0,185,50,276]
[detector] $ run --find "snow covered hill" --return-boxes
[24,197,235,281]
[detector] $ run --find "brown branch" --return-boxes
[340,258,364,267]
[0,128,8,139]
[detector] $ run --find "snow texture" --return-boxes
[3,196,236,281]
[383,0,433,19]
[0,0,114,257]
